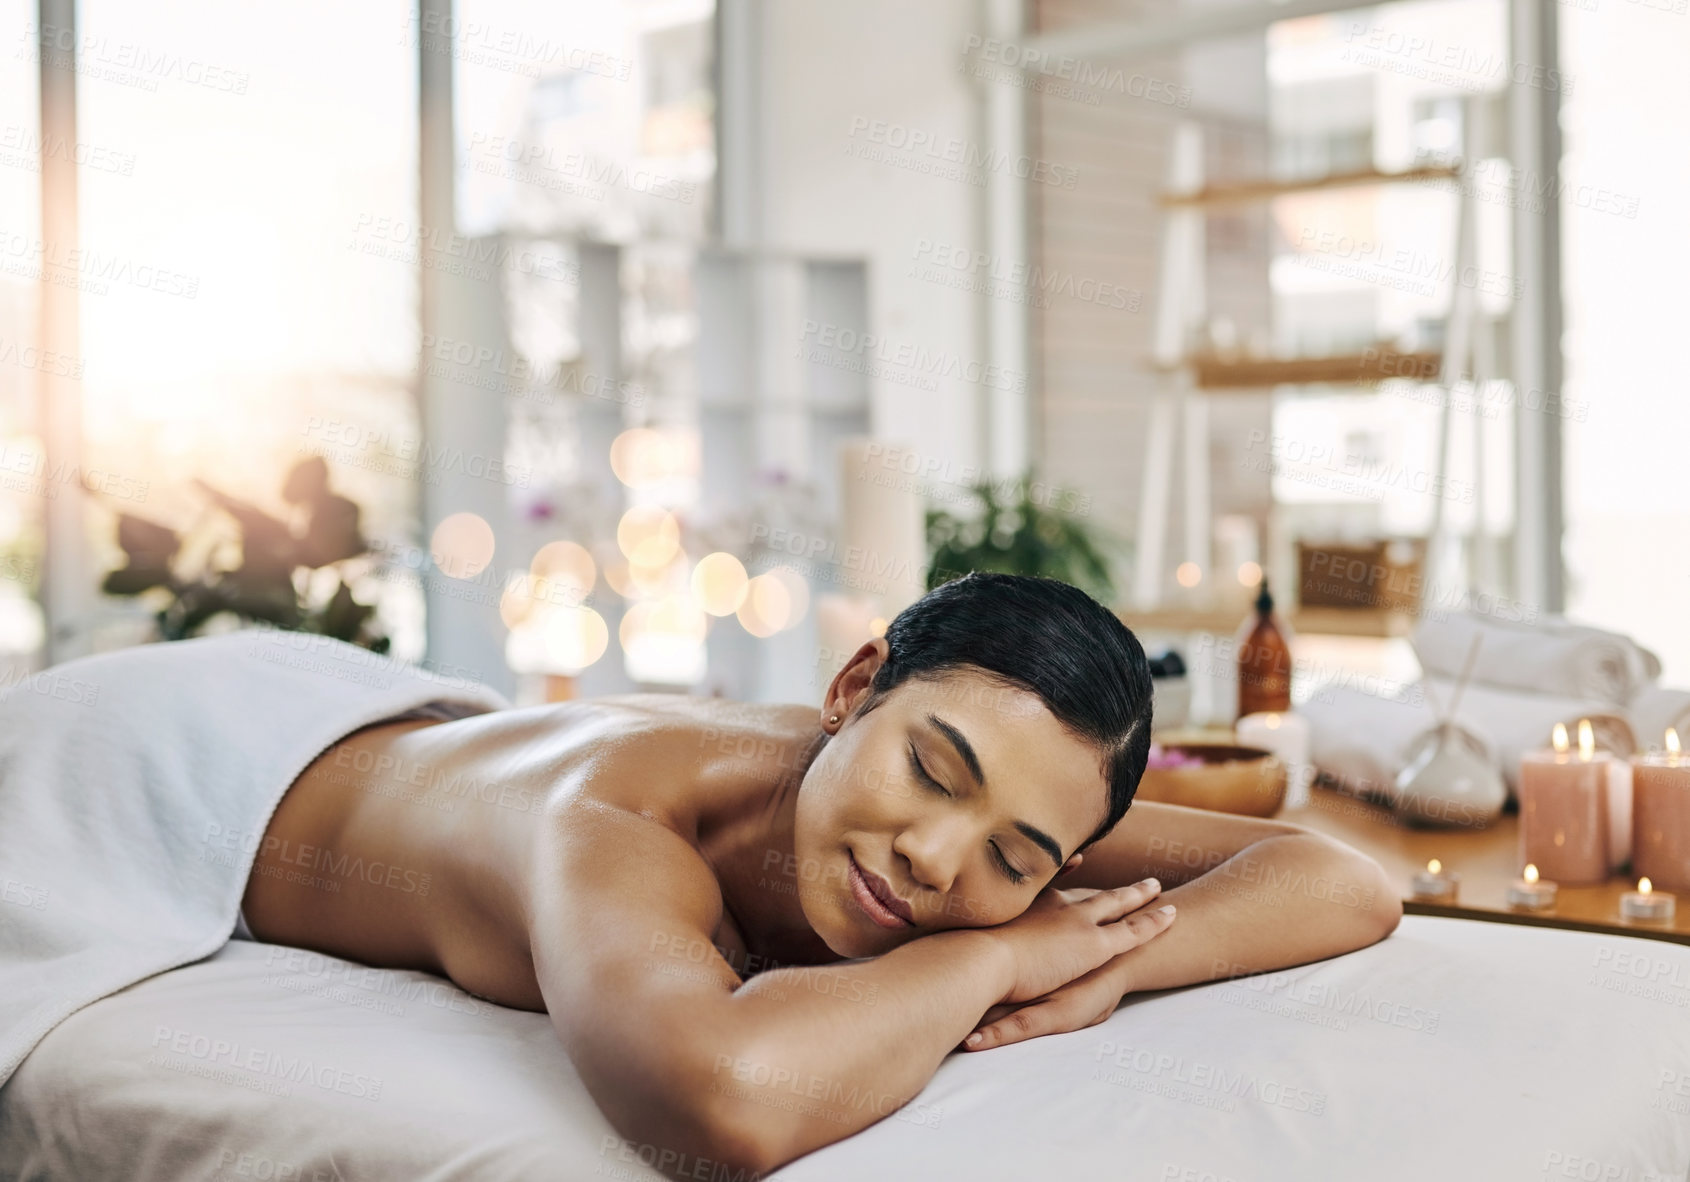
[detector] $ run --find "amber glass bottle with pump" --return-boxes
[1236,578,1292,720]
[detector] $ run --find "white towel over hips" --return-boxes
[0,628,510,1086]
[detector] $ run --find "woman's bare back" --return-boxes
[241,694,824,1011]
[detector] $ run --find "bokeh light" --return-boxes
[737,571,793,638]
[616,505,681,567]
[620,592,709,684]
[628,548,691,599]
[610,428,700,488]
[602,557,636,599]
[691,551,749,616]
[532,540,597,596]
[500,540,598,629]
[505,604,610,674]
[430,512,496,579]
[765,565,810,628]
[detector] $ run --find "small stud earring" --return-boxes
[828,714,840,725]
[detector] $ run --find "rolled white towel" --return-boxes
[1301,683,1469,802]
[1421,676,1634,794]
[1627,685,1690,752]
[1303,677,1634,802]
[1411,611,1661,706]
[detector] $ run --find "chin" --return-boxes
[815,921,868,959]
[797,869,905,960]
[799,886,874,958]
[823,916,912,960]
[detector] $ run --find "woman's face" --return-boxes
[793,642,1110,959]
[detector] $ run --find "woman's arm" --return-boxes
[964,803,1402,1048]
[1102,829,1400,992]
[533,801,992,1178]
[530,801,1172,1179]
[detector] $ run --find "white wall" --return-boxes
[746,0,990,484]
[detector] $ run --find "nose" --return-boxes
[891,812,972,898]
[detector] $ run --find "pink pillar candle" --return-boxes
[1606,759,1634,873]
[1632,750,1690,893]
[1519,744,1612,886]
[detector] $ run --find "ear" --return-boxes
[1054,852,1083,879]
[824,637,890,723]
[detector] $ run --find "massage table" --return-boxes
[1,914,1685,1181]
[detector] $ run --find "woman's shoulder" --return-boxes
[559,696,816,782]
[580,692,812,733]
[404,692,815,844]
[504,694,805,812]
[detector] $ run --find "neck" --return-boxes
[704,722,839,972]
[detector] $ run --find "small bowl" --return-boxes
[1137,743,1288,817]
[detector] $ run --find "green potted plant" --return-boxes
[924,471,1125,604]
[100,456,391,651]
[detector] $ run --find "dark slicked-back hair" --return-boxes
[848,571,1155,854]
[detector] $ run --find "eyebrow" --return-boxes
[925,712,1066,870]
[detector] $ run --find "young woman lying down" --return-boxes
[237,572,1401,1177]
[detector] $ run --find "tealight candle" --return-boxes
[1631,728,1690,893]
[1619,877,1676,923]
[1518,720,1612,885]
[1410,858,1460,903]
[1236,711,1312,810]
[1504,863,1558,911]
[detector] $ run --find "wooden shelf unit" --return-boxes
[1159,163,1463,209]
[1179,347,1443,390]
[1134,129,1487,616]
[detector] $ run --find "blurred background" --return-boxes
[1,0,1684,728]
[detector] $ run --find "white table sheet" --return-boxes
[1,916,1684,1182]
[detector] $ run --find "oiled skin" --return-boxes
[241,649,1400,1176]
[243,693,828,1008]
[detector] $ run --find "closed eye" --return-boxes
[909,743,1029,885]
[991,842,1028,885]
[907,742,948,796]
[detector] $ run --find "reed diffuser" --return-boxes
[1392,634,1507,829]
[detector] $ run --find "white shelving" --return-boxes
[1133,93,1510,630]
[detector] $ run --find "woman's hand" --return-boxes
[962,953,1139,1051]
[963,878,1173,1051]
[977,878,1174,1010]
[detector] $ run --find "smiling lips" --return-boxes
[847,852,916,928]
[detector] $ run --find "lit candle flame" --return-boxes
[1551,723,1569,754]
[1669,728,1682,758]
[1639,877,1653,896]
[1524,864,1539,884]
[1427,859,1441,875]
[1577,718,1594,761]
